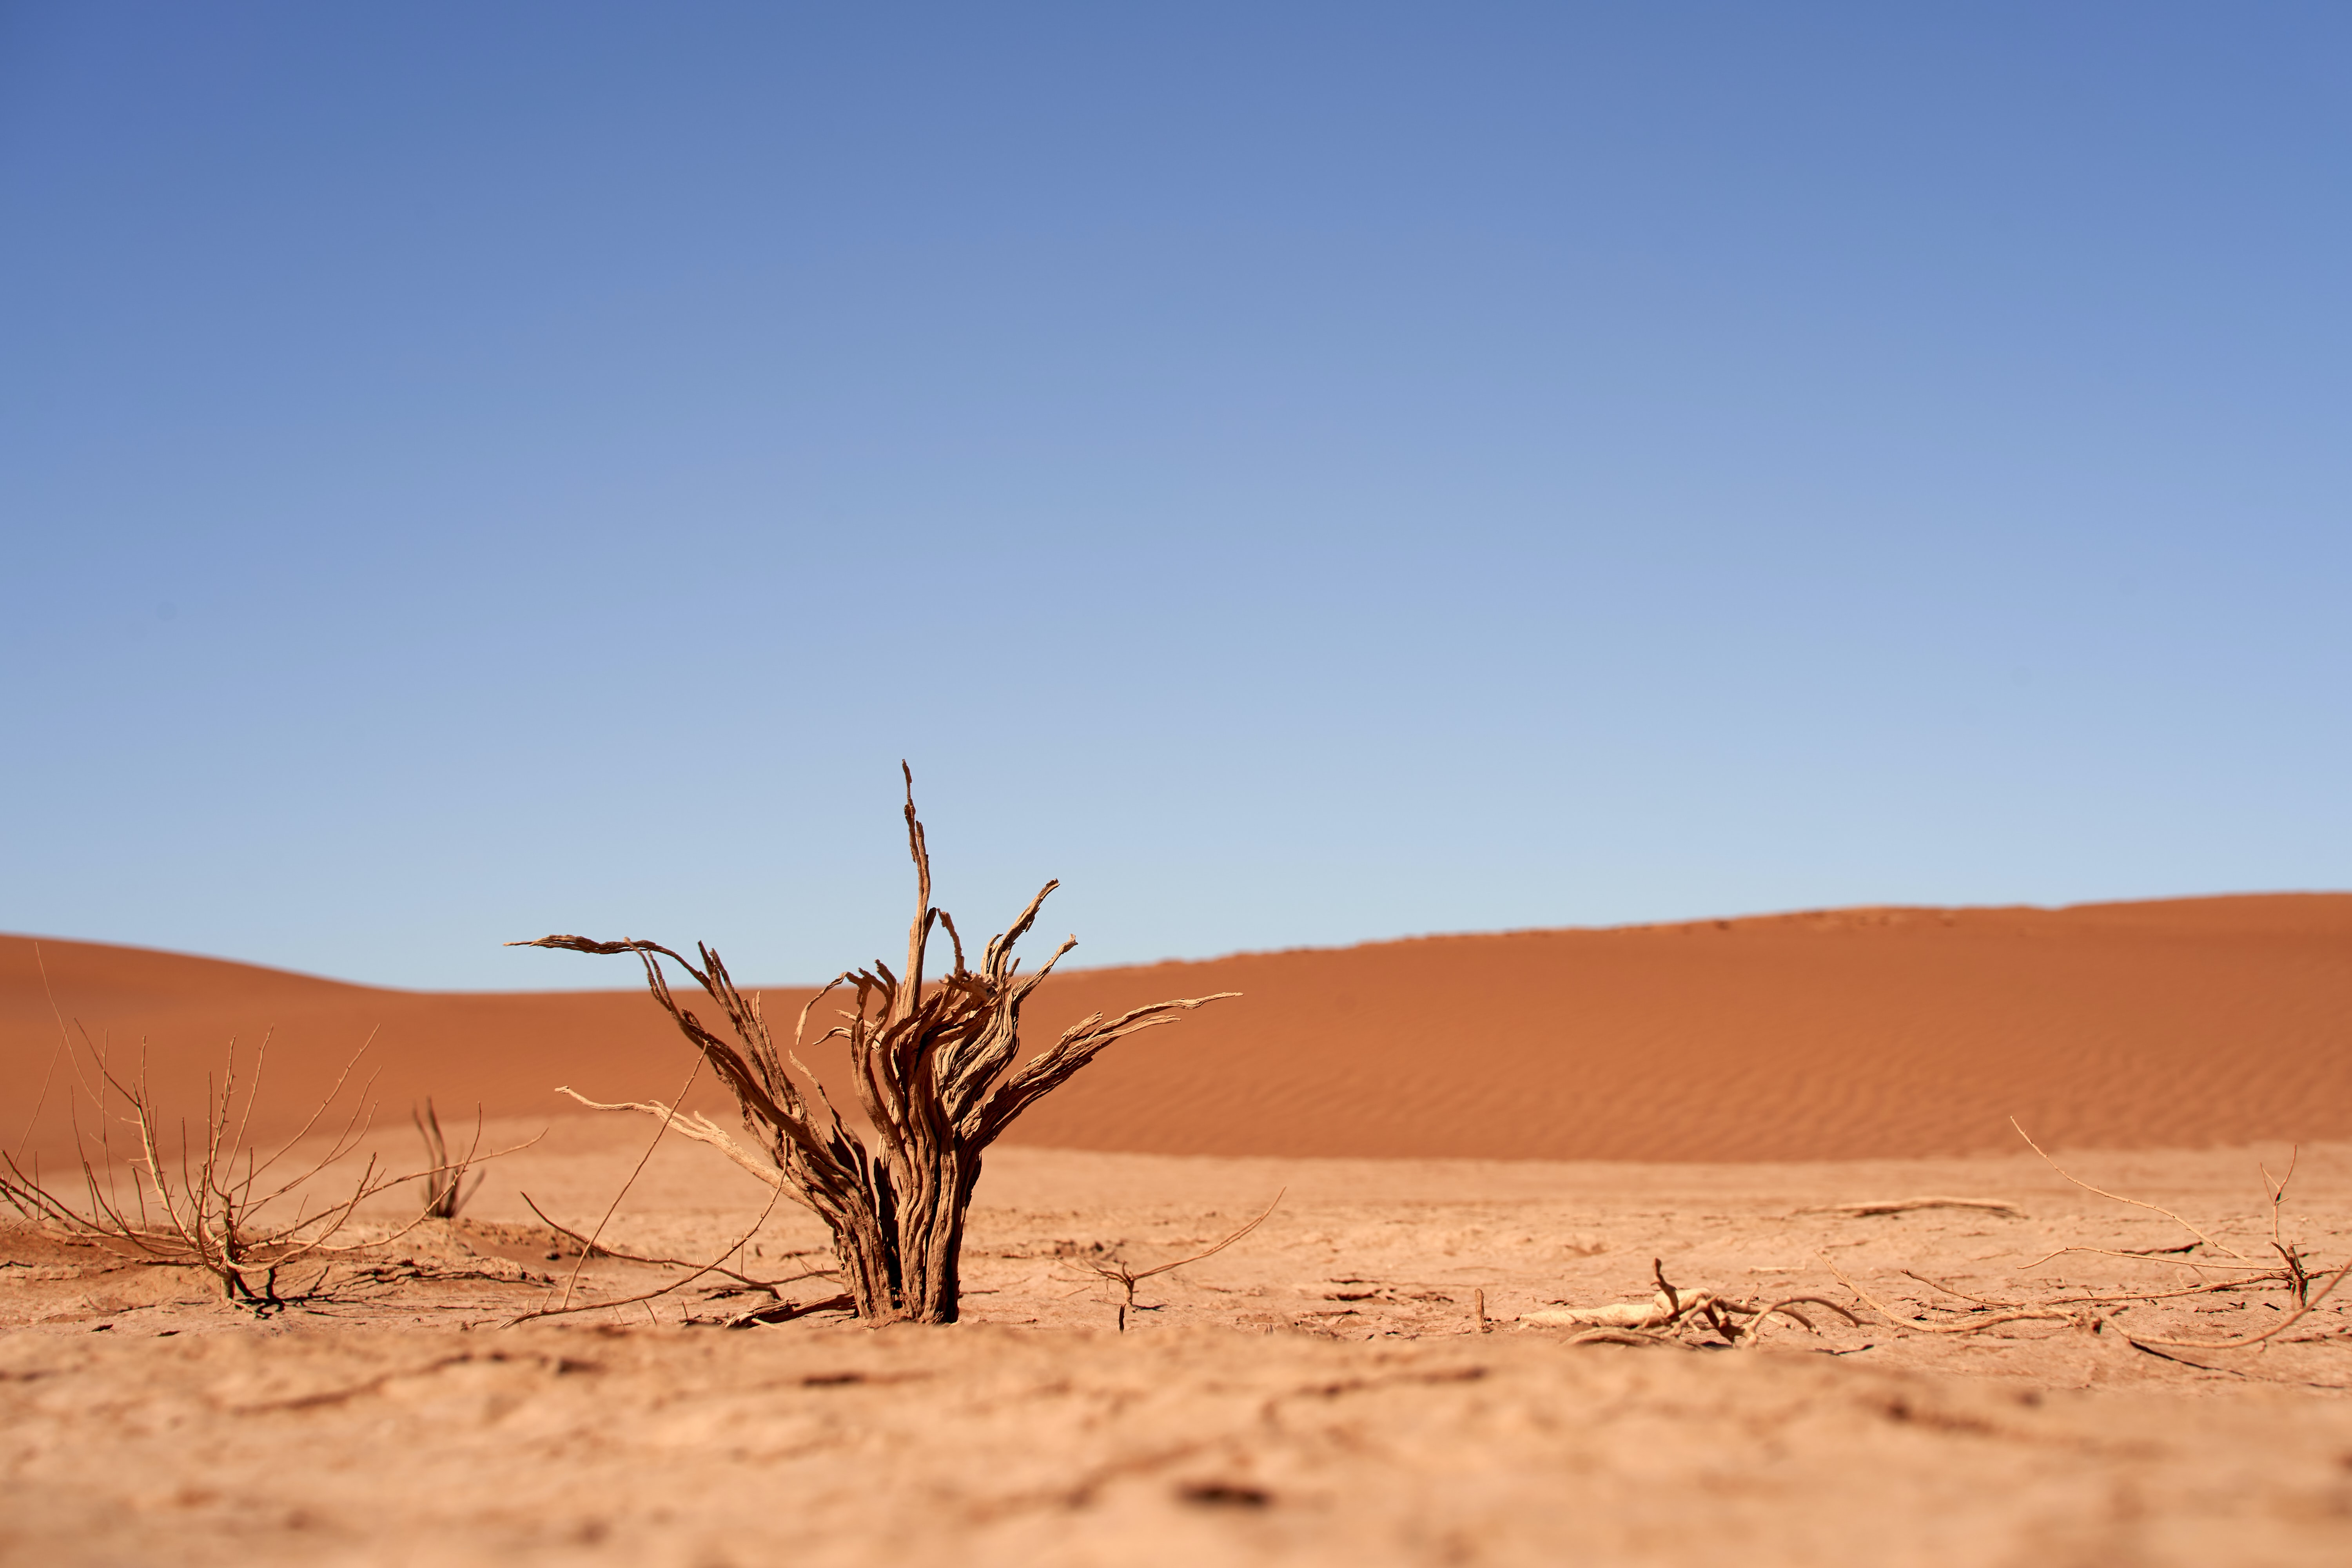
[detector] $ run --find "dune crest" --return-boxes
[7,893,2350,1162]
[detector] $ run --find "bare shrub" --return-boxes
[412,1099,486,1220]
[512,767,1237,1325]
[4,1033,427,1310]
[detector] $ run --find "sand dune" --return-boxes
[6,893,2350,1162]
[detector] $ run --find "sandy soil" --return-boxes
[10,893,2352,1163]
[8,1127,2352,1565]
[9,900,2352,1562]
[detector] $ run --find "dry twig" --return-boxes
[518,1193,831,1294]
[410,1099,534,1220]
[1079,1191,1283,1331]
[1796,1197,2025,1218]
[1815,1131,2352,1357]
[501,1175,792,1328]
[1827,1256,2080,1337]
[2010,1118,2241,1258]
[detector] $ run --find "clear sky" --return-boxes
[4,4,2346,991]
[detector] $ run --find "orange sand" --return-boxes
[6,894,2350,1162]
[9,1136,2352,1564]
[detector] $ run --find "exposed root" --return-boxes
[1526,1258,1860,1349]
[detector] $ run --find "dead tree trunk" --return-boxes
[515,766,1235,1324]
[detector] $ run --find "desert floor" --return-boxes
[8,1123,2352,1566]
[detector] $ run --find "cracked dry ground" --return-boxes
[7,1134,2352,1565]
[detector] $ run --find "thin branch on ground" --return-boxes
[1827,1256,2080,1336]
[2009,1118,2243,1258]
[2014,1245,2272,1274]
[500,1176,789,1328]
[1902,1267,2256,1311]
[1077,1191,1283,1331]
[1796,1197,2025,1218]
[552,1056,705,1313]
[2107,1262,2352,1352]
[1814,1134,2350,1359]
[1526,1256,1860,1348]
[519,1193,833,1293]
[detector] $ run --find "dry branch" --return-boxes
[2099,1263,2352,1352]
[1796,1197,2025,1218]
[518,1193,831,1294]
[2010,1117,2242,1258]
[1080,1191,1283,1331]
[512,765,1238,1325]
[553,1088,785,1192]
[1525,1257,1860,1348]
[1826,1257,2079,1337]
[500,1176,790,1328]
[410,1099,523,1220]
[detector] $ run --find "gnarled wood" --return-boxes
[514,766,1236,1323]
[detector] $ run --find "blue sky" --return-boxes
[4,3,2346,990]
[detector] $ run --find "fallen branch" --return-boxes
[719,1292,855,1330]
[1824,1257,2078,1336]
[2010,1118,2242,1258]
[1901,1268,2255,1311]
[2112,1261,2352,1352]
[500,1176,788,1328]
[519,1193,833,1293]
[2017,1245,2274,1274]
[1080,1191,1283,1331]
[1527,1258,1859,1348]
[1796,1197,2024,1219]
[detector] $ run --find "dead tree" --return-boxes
[513,767,1236,1325]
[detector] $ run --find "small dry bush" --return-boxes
[513,768,1237,1325]
[412,1098,488,1220]
[2,1031,446,1310]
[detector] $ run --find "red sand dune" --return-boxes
[5,894,2349,1163]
